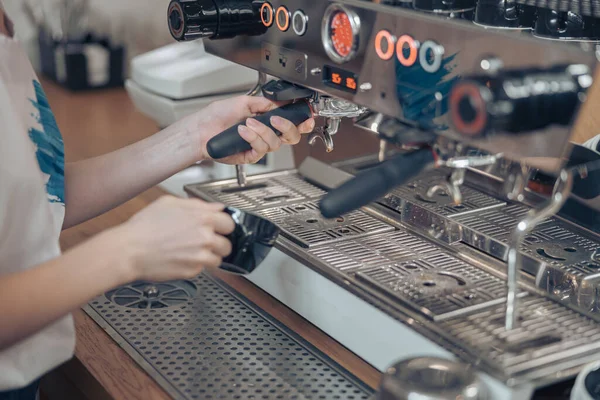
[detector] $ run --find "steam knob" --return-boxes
[168,0,267,41]
[449,64,591,137]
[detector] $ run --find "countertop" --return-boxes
[41,78,381,399]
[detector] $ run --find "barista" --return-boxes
[0,5,315,400]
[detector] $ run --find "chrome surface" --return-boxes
[184,163,600,387]
[376,357,488,400]
[204,0,598,172]
[86,273,373,399]
[505,169,574,330]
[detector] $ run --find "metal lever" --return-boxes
[504,168,574,330]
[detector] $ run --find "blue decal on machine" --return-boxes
[395,49,460,130]
[28,80,65,205]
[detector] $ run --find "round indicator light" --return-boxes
[396,34,419,67]
[420,40,445,73]
[292,10,308,36]
[375,30,395,60]
[276,6,290,31]
[261,3,274,27]
[449,82,489,137]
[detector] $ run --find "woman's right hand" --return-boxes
[116,196,235,282]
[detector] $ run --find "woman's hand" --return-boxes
[116,196,235,282]
[185,95,315,165]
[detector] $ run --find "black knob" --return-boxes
[474,0,535,28]
[168,0,267,42]
[449,65,591,137]
[534,9,600,41]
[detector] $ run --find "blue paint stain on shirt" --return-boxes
[395,48,460,130]
[28,80,65,205]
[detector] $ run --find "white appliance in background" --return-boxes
[126,40,295,197]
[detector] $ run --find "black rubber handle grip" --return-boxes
[319,148,436,218]
[207,102,313,159]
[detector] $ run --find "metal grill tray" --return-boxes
[85,273,374,400]
[185,173,325,212]
[381,169,506,218]
[309,230,517,321]
[256,202,394,248]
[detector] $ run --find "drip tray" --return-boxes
[382,169,506,217]
[255,202,395,248]
[185,173,325,212]
[355,252,518,321]
[85,273,373,400]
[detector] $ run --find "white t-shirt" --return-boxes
[0,34,75,390]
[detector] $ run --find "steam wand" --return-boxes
[504,168,574,330]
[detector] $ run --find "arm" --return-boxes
[0,228,132,350]
[0,196,234,351]
[63,96,315,229]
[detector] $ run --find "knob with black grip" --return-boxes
[449,65,591,138]
[206,101,314,159]
[168,0,267,42]
[319,148,436,218]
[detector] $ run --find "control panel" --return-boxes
[168,0,597,171]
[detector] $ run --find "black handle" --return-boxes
[206,102,313,159]
[319,148,436,218]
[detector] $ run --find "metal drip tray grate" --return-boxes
[185,173,325,211]
[256,202,394,248]
[440,296,600,379]
[86,273,373,400]
[523,222,600,278]
[382,170,505,217]
[308,231,439,274]
[452,204,555,243]
[355,253,514,321]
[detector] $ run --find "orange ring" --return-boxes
[375,30,395,61]
[276,6,290,31]
[396,34,419,67]
[449,82,488,137]
[260,3,273,27]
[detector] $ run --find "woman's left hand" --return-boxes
[186,95,315,165]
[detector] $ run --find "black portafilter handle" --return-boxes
[319,147,436,219]
[206,101,313,159]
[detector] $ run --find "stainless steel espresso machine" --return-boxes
[84,0,600,399]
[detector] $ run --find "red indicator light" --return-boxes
[396,34,419,67]
[375,30,395,61]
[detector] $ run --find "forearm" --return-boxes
[0,228,134,351]
[63,121,201,228]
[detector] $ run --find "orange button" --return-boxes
[375,30,395,61]
[396,34,419,67]
[261,3,274,27]
[276,6,290,32]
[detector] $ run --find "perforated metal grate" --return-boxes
[185,174,325,212]
[308,230,439,274]
[87,274,373,400]
[381,170,506,217]
[255,202,394,248]
[440,296,600,377]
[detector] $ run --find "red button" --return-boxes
[375,30,395,61]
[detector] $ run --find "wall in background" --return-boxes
[2,0,174,74]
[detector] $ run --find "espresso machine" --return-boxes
[84,0,600,398]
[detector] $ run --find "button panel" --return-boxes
[261,42,308,80]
